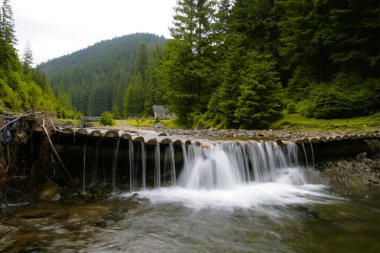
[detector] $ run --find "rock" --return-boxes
[356,152,367,160]
[37,180,61,201]
[0,224,16,236]
[316,156,380,188]
[15,131,28,143]
[67,205,109,223]
[158,132,167,136]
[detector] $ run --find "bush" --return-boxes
[286,102,297,114]
[100,111,115,126]
[302,73,380,119]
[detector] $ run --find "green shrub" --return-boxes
[303,73,380,119]
[100,111,115,126]
[287,102,297,114]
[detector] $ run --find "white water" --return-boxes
[112,139,120,192]
[128,140,134,192]
[141,142,146,189]
[122,141,338,209]
[154,144,161,188]
[82,143,86,193]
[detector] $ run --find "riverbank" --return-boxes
[120,112,380,141]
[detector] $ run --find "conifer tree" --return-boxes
[162,0,218,125]
[22,41,34,75]
[0,0,19,70]
[0,0,16,46]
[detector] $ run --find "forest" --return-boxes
[40,33,166,117]
[2,0,380,129]
[0,0,79,118]
[41,0,379,129]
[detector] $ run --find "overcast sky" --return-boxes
[12,0,177,64]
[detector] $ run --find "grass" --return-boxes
[57,113,380,132]
[125,118,178,128]
[56,118,82,127]
[270,112,380,132]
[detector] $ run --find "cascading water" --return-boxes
[128,140,135,192]
[112,139,120,192]
[82,143,86,193]
[163,143,176,186]
[90,142,99,186]
[176,141,304,190]
[127,140,337,209]
[141,142,146,189]
[154,144,161,188]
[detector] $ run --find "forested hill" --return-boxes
[39,33,166,116]
[0,0,79,118]
[39,1,379,129]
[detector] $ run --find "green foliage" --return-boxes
[124,71,145,116]
[0,0,79,118]
[100,111,115,126]
[38,0,380,127]
[143,44,164,115]
[271,112,380,132]
[39,33,166,116]
[303,74,380,119]
[286,102,296,114]
[161,0,219,126]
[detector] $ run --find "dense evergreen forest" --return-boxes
[41,0,379,129]
[39,34,166,117]
[0,0,79,118]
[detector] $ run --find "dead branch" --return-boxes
[41,117,85,199]
[0,112,43,132]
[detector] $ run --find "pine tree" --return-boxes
[0,0,19,70]
[135,43,148,80]
[124,71,145,116]
[234,51,282,129]
[144,44,164,115]
[162,0,218,125]
[22,41,34,75]
[0,0,16,46]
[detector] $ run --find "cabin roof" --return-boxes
[152,105,169,117]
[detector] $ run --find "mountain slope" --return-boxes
[39,33,166,116]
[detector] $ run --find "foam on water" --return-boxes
[121,141,340,210]
[127,168,338,210]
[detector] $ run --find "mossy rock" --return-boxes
[37,180,61,201]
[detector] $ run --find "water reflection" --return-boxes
[1,189,379,253]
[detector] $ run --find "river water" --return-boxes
[1,186,379,253]
[1,141,380,252]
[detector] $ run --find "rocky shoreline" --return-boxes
[316,152,380,188]
[144,124,380,142]
[145,125,380,189]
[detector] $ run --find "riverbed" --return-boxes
[1,186,379,253]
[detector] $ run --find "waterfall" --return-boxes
[181,143,189,179]
[127,140,330,210]
[91,141,100,186]
[112,139,120,192]
[301,143,309,168]
[164,143,176,186]
[141,142,146,189]
[309,141,315,168]
[78,139,312,193]
[154,144,161,188]
[178,141,304,190]
[287,142,300,167]
[129,140,135,192]
[82,143,86,193]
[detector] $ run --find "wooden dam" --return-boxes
[1,113,379,194]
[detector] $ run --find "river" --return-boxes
[1,141,379,252]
